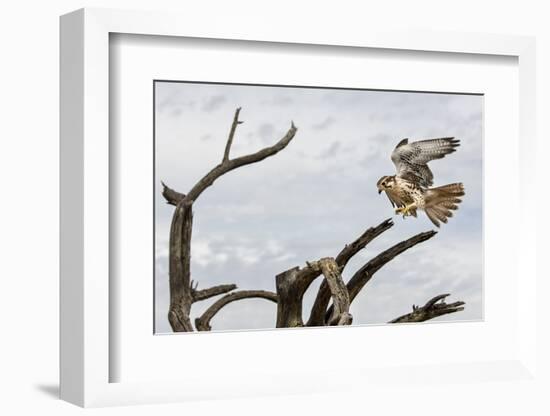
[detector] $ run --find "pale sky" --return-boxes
[154,81,483,334]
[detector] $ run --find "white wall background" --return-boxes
[0,1,548,415]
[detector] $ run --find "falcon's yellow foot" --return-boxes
[395,204,415,218]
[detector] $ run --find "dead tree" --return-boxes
[161,108,465,332]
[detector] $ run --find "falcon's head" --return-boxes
[377,175,396,194]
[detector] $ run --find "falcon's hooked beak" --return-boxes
[376,176,388,194]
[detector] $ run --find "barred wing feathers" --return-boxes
[391,137,460,188]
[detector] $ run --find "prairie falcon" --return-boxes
[376,137,465,227]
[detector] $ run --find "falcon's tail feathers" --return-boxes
[424,183,465,227]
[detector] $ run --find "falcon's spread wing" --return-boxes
[391,137,460,187]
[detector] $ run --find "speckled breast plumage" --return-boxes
[387,177,426,209]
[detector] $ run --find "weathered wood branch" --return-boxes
[195,290,279,331]
[309,258,352,326]
[161,181,186,206]
[334,218,394,270]
[274,220,394,328]
[223,107,242,161]
[161,107,297,208]
[166,108,298,332]
[192,284,237,302]
[275,267,303,327]
[388,294,465,323]
[184,110,297,203]
[347,230,437,301]
[168,200,195,332]
[305,219,394,325]
[308,230,437,326]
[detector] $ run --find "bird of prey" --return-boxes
[376,137,465,227]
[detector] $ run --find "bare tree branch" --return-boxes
[347,230,437,301]
[274,267,307,328]
[161,181,186,206]
[185,116,297,203]
[166,109,297,332]
[192,284,238,302]
[274,219,394,328]
[388,294,465,323]
[222,107,242,161]
[304,219,394,325]
[334,218,394,270]
[168,200,195,332]
[308,230,437,326]
[195,290,278,331]
[309,258,352,326]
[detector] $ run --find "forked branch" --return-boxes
[389,294,466,323]
[308,230,437,326]
[164,108,298,332]
[184,115,297,203]
[274,219,394,328]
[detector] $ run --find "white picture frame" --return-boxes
[60,7,537,407]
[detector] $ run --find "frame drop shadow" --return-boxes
[34,383,59,399]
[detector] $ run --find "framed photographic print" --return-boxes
[60,8,537,407]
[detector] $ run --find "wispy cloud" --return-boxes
[202,95,226,112]
[261,95,294,106]
[256,122,276,143]
[192,240,230,267]
[318,141,341,159]
[155,92,196,117]
[312,116,336,130]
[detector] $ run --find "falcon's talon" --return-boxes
[395,204,413,217]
